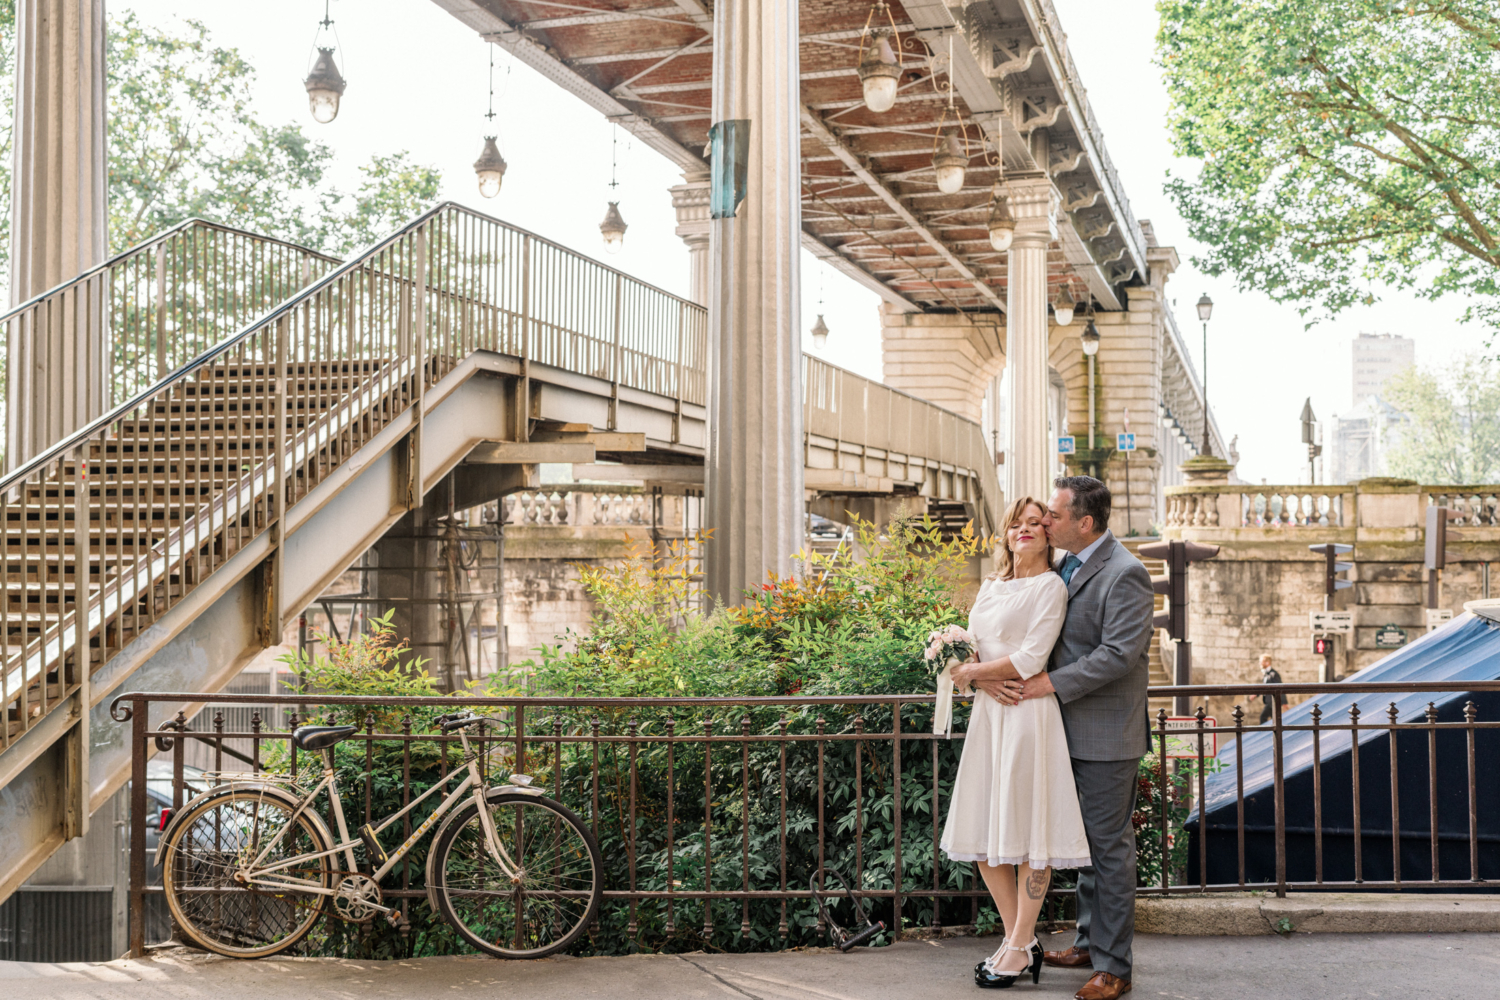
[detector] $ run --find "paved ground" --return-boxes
[3,930,1496,1000]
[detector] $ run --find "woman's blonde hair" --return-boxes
[987,496,1057,582]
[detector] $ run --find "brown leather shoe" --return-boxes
[1043,945,1091,968]
[1073,971,1132,1000]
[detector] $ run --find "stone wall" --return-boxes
[1165,478,1500,722]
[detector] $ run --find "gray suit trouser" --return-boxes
[1070,757,1140,981]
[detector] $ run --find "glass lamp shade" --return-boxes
[473,137,508,199]
[304,48,346,124]
[932,131,967,194]
[599,201,628,254]
[1080,319,1100,356]
[988,191,1016,253]
[1196,292,1214,322]
[810,314,829,350]
[858,32,902,113]
[1054,285,1076,327]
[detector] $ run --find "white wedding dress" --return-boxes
[937,572,1092,869]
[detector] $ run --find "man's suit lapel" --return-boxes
[1066,535,1114,597]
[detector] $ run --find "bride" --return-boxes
[936,496,1091,989]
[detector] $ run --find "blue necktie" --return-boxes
[1061,554,1083,584]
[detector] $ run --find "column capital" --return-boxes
[670,179,711,246]
[1007,176,1058,250]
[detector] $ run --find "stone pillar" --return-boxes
[704,0,803,606]
[6,0,108,468]
[879,303,1004,422]
[669,176,711,305]
[1004,177,1057,504]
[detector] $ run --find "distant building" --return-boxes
[1329,396,1408,483]
[1351,332,1414,407]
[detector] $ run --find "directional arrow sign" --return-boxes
[1310,610,1353,635]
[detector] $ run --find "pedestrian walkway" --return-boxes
[2,930,1494,1000]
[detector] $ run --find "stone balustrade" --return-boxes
[1425,487,1499,526]
[1164,485,1349,529]
[501,486,662,529]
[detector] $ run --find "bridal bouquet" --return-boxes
[923,625,976,676]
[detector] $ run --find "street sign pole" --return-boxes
[1322,544,1337,682]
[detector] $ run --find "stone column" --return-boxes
[703,0,803,606]
[6,0,108,468]
[669,176,711,305]
[1003,177,1056,504]
[879,303,1004,422]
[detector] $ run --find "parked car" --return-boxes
[143,760,208,884]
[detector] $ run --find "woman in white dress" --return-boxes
[936,496,1091,988]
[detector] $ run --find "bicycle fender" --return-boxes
[157,782,336,864]
[423,786,546,911]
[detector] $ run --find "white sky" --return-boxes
[119,0,1485,485]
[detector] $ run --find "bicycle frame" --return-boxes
[230,726,520,912]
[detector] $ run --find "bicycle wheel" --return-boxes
[161,787,334,958]
[433,791,602,958]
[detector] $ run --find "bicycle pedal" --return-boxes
[358,824,389,867]
[385,909,407,929]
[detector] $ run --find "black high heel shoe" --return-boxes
[975,938,1043,988]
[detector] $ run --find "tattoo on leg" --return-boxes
[1025,868,1050,900]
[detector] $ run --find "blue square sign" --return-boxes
[1057,436,1075,455]
[1117,433,1136,452]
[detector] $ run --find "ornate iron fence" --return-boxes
[114,680,1499,958]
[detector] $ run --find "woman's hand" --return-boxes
[949,655,981,692]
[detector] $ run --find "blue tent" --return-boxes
[1186,605,1500,890]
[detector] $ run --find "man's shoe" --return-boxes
[1073,971,1131,1000]
[1043,945,1091,968]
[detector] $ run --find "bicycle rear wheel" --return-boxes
[161,787,333,958]
[433,791,602,958]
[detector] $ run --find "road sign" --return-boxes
[1374,623,1408,649]
[1425,608,1454,631]
[1117,432,1136,452]
[1309,610,1353,635]
[1057,435,1075,455]
[1159,717,1218,759]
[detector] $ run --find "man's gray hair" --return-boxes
[1054,475,1111,533]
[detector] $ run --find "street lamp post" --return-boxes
[1081,319,1100,477]
[1196,293,1214,457]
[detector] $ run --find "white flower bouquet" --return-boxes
[923,624,976,676]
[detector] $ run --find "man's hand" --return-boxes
[976,679,1024,706]
[1017,673,1055,701]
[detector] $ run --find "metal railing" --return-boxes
[2,202,705,753]
[2,219,342,472]
[113,680,1497,956]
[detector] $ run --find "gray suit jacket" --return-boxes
[1047,533,1156,762]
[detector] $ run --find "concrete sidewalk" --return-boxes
[3,930,1495,1000]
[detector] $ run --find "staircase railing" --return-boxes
[1,202,705,755]
[2,219,342,472]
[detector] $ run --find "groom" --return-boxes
[985,476,1154,1000]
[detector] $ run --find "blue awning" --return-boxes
[1196,609,1500,820]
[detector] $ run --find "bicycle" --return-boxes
[156,711,602,959]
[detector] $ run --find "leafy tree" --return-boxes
[1383,352,1500,482]
[0,8,440,289]
[1157,1,1500,332]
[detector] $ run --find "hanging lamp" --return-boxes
[1054,285,1076,327]
[987,183,1016,253]
[303,1,346,124]
[856,4,903,114]
[474,137,507,199]
[811,315,830,350]
[930,36,968,194]
[473,47,507,198]
[600,202,628,253]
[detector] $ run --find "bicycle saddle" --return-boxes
[292,724,357,751]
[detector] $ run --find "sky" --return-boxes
[117,0,1486,485]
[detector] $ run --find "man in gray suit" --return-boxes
[985,476,1154,1000]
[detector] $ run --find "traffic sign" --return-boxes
[1374,623,1408,649]
[1309,610,1353,635]
[1117,433,1136,452]
[1425,608,1453,631]
[1159,717,1218,759]
[1057,436,1075,455]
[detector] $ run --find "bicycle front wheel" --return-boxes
[433,791,602,958]
[161,787,333,958]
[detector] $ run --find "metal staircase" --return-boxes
[1,202,1002,898]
